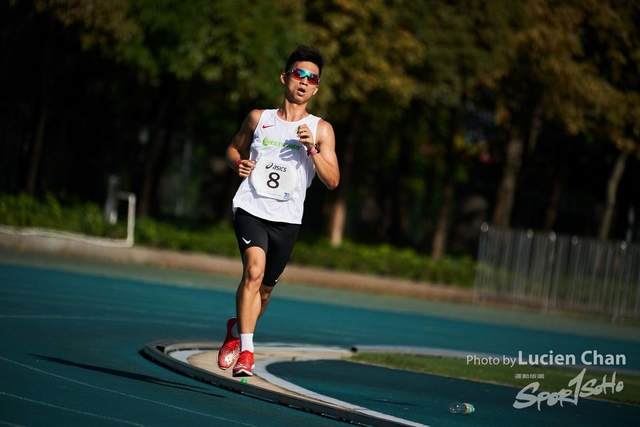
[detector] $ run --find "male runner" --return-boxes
[218,45,340,377]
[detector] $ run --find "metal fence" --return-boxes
[473,224,640,322]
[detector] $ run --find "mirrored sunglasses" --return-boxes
[286,68,320,85]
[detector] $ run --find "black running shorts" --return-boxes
[233,209,300,286]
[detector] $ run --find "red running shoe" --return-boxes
[233,350,255,377]
[216,318,240,370]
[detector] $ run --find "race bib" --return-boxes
[249,159,297,201]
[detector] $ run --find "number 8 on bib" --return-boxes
[249,160,297,201]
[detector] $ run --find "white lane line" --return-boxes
[251,350,432,427]
[170,350,205,364]
[0,356,257,427]
[173,345,432,426]
[0,420,29,427]
[0,391,146,426]
[0,315,209,328]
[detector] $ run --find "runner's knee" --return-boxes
[243,263,264,286]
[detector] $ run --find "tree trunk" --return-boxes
[491,128,524,227]
[431,114,458,260]
[492,104,543,228]
[26,107,47,196]
[527,103,543,154]
[431,167,455,259]
[26,38,53,196]
[328,110,361,247]
[541,165,568,232]
[599,150,628,240]
[138,127,166,217]
[137,81,175,217]
[388,113,418,246]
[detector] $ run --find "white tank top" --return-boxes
[232,109,321,224]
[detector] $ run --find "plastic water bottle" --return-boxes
[449,402,475,415]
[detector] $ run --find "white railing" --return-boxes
[474,223,640,323]
[0,192,136,248]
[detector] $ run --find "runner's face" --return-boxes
[281,61,320,103]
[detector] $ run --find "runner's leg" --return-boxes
[236,246,266,335]
[259,284,274,318]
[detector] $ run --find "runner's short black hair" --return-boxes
[285,45,326,77]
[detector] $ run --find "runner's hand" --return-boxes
[297,124,315,151]
[237,160,255,178]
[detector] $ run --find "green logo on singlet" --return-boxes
[262,137,301,150]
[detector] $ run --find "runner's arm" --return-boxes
[226,110,262,178]
[311,120,340,190]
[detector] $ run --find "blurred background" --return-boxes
[1,0,639,266]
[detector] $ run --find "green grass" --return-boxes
[0,192,477,286]
[348,353,640,406]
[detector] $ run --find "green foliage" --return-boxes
[122,0,308,105]
[0,193,126,238]
[307,0,424,112]
[291,239,476,286]
[135,219,475,286]
[0,193,475,287]
[135,216,239,257]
